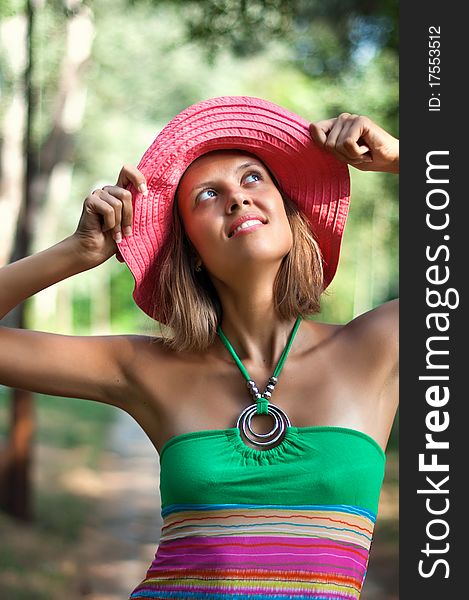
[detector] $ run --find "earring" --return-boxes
[195,263,202,272]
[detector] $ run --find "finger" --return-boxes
[89,189,123,240]
[336,117,371,158]
[309,118,337,146]
[116,164,148,197]
[101,185,133,236]
[342,154,373,165]
[325,113,360,155]
[98,189,125,241]
[327,143,373,166]
[319,113,348,152]
[86,194,117,233]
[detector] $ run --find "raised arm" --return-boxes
[309,113,399,320]
[310,113,399,437]
[0,165,147,407]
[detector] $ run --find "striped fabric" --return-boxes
[130,503,376,599]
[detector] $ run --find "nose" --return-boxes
[225,189,252,214]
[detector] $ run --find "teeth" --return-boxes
[232,219,263,236]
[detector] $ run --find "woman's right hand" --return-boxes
[72,164,147,266]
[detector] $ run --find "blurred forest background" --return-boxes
[0,0,399,598]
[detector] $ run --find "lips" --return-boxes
[228,214,268,238]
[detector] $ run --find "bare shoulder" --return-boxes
[298,301,398,383]
[299,299,398,354]
[301,301,399,450]
[350,297,399,329]
[115,333,195,370]
[110,332,204,407]
[339,298,399,421]
[111,333,225,446]
[344,298,399,365]
[112,333,179,386]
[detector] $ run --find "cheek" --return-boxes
[281,222,294,254]
[178,204,205,246]
[275,206,294,247]
[183,219,219,261]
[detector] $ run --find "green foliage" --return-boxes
[0,0,24,18]
[0,388,115,458]
[173,0,293,59]
[130,0,398,69]
[290,0,398,74]
[29,6,68,146]
[13,0,398,332]
[110,264,154,332]
[126,0,398,322]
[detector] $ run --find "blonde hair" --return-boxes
[152,193,324,353]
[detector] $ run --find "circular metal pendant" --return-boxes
[236,403,292,448]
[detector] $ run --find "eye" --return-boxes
[244,171,262,184]
[197,189,217,203]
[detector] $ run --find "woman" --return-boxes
[0,96,398,599]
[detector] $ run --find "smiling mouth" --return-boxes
[229,219,266,238]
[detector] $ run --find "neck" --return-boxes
[212,268,299,369]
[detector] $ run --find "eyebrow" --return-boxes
[191,161,264,192]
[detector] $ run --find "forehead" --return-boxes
[180,150,266,182]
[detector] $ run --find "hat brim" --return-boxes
[116,96,350,321]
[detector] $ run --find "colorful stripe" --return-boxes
[130,504,376,599]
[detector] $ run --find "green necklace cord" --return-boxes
[217,316,302,415]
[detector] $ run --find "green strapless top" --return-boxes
[159,425,386,513]
[129,426,386,599]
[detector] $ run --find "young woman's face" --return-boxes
[176,150,293,281]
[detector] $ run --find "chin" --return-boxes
[223,250,289,277]
[206,237,292,280]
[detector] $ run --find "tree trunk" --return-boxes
[0,0,36,521]
[0,15,28,266]
[0,0,94,520]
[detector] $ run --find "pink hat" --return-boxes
[116,96,350,321]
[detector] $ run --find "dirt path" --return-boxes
[76,413,163,599]
[76,411,398,599]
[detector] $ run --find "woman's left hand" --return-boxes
[309,113,399,173]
